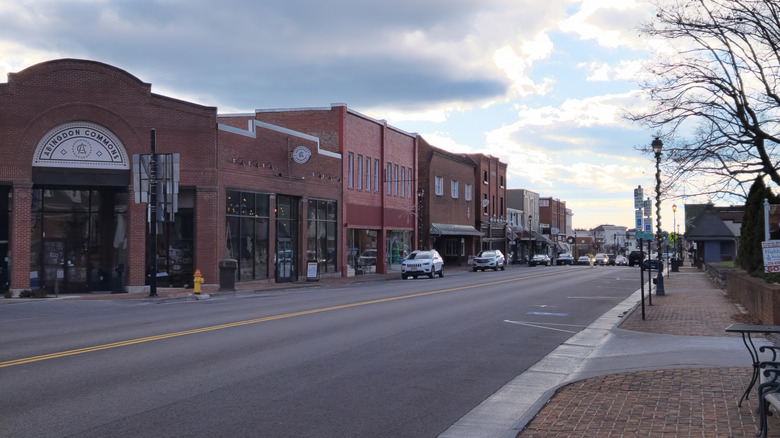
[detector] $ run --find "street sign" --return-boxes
[634,186,643,209]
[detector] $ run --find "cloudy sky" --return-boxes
[0,0,687,231]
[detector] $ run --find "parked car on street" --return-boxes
[607,254,617,266]
[529,254,551,266]
[557,253,574,265]
[628,250,645,267]
[593,253,610,265]
[401,250,443,279]
[643,258,663,271]
[615,255,629,266]
[472,250,506,271]
[576,255,591,265]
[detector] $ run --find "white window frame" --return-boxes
[451,180,459,199]
[465,184,472,201]
[347,152,354,188]
[366,156,371,191]
[374,159,380,192]
[386,163,392,195]
[357,154,363,190]
[393,165,399,196]
[435,176,444,196]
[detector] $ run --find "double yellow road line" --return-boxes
[2,270,570,368]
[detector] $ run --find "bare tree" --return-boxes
[629,0,780,201]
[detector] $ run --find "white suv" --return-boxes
[401,250,444,279]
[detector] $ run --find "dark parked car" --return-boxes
[643,258,663,270]
[607,254,616,266]
[628,250,644,267]
[529,254,551,266]
[557,253,574,265]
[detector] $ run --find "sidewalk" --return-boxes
[515,266,780,438]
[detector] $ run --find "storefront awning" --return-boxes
[530,230,556,245]
[430,223,483,236]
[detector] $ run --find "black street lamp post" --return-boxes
[652,137,665,296]
[417,188,425,250]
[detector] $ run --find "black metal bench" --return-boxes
[724,324,780,437]
[758,347,780,437]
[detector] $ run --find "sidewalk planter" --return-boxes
[727,270,780,325]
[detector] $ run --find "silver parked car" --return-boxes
[401,250,444,279]
[472,250,506,272]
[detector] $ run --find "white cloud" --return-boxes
[578,59,645,82]
[512,91,641,128]
[559,0,648,49]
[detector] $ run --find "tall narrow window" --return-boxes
[357,154,363,190]
[386,163,392,195]
[483,170,488,184]
[374,159,379,192]
[465,184,472,201]
[435,176,443,196]
[451,180,459,199]
[348,152,354,188]
[366,156,371,191]
[400,167,406,197]
[393,165,399,196]
[407,169,412,198]
[483,194,488,215]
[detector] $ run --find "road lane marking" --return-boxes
[504,320,586,334]
[2,269,577,368]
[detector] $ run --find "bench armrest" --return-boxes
[760,361,780,381]
[760,345,780,361]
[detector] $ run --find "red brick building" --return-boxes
[0,59,347,295]
[251,104,418,276]
[539,197,568,254]
[417,137,481,265]
[467,154,508,254]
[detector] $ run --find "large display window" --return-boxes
[225,190,270,281]
[306,199,337,275]
[30,188,127,293]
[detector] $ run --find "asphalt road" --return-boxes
[0,265,640,438]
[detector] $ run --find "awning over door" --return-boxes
[530,230,555,245]
[430,223,483,236]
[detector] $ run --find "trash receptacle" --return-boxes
[671,258,680,272]
[219,259,237,291]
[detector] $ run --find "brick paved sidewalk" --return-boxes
[516,266,780,438]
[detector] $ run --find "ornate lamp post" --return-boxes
[672,204,678,257]
[417,188,425,250]
[652,137,665,295]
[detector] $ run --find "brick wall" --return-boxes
[0,59,218,292]
[727,270,780,324]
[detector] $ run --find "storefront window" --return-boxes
[225,190,270,281]
[347,228,378,276]
[386,230,412,269]
[30,188,127,293]
[306,199,337,273]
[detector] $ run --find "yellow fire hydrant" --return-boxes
[193,269,204,294]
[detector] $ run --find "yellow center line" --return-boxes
[1,269,572,368]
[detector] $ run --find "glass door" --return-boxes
[275,195,298,283]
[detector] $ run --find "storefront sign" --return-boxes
[763,240,780,272]
[33,122,129,169]
[292,145,311,164]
